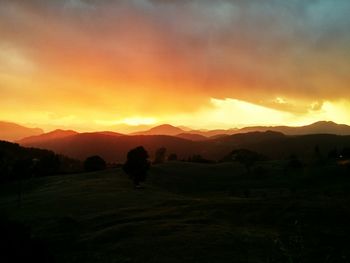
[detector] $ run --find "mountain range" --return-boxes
[17,129,350,163]
[2,120,350,163]
[0,121,43,141]
[3,121,350,143]
[132,121,350,137]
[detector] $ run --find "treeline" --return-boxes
[0,141,82,183]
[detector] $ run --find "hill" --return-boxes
[0,121,43,141]
[1,162,350,262]
[0,140,81,183]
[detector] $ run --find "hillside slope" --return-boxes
[1,163,350,262]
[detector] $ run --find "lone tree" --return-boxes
[84,155,106,172]
[123,146,150,188]
[154,147,167,164]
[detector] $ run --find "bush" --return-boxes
[123,146,150,187]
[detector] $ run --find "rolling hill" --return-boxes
[1,162,350,262]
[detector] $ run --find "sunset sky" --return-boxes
[1,0,350,132]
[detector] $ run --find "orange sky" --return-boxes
[1,0,350,132]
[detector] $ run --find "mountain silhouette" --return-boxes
[84,131,124,136]
[131,124,185,136]
[130,121,350,138]
[175,133,208,141]
[238,121,350,135]
[18,129,78,145]
[0,121,43,141]
[17,130,350,163]
[187,129,238,137]
[19,133,200,162]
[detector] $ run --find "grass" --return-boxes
[1,161,350,262]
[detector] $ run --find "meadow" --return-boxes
[1,161,350,263]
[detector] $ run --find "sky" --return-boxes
[1,0,350,132]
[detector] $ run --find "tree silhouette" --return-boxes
[123,146,150,188]
[154,147,166,164]
[84,155,106,172]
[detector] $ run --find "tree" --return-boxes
[84,155,106,172]
[154,147,167,164]
[123,146,150,188]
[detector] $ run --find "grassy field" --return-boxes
[1,161,350,263]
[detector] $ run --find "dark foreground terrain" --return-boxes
[1,161,350,263]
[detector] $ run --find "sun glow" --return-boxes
[95,117,157,126]
[120,117,157,126]
[159,98,350,130]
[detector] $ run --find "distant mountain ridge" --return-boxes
[238,121,350,136]
[17,129,125,145]
[17,129,78,145]
[18,129,350,163]
[128,121,350,137]
[0,121,43,141]
[131,124,184,136]
[6,121,350,144]
[175,133,208,141]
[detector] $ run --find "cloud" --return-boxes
[0,0,349,126]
